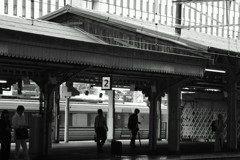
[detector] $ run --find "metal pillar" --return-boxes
[107,90,115,140]
[64,97,70,143]
[157,98,162,140]
[227,72,238,151]
[53,89,60,143]
[41,80,55,156]
[154,0,159,25]
[168,87,180,153]
[175,1,182,36]
[149,84,158,151]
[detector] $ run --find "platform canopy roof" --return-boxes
[0,13,211,78]
[40,5,240,56]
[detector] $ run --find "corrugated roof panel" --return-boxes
[0,15,104,44]
[181,29,240,53]
[0,40,205,77]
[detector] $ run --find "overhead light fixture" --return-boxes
[204,88,220,92]
[181,91,195,94]
[205,68,226,73]
[0,80,7,83]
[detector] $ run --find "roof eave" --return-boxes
[38,5,71,21]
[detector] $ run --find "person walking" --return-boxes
[0,110,12,160]
[94,109,108,152]
[213,113,224,152]
[128,108,141,148]
[12,105,30,160]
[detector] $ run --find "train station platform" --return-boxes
[11,140,240,160]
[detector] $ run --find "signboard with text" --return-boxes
[102,76,112,90]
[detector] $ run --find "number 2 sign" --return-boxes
[102,76,112,90]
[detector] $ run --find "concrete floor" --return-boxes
[9,140,240,160]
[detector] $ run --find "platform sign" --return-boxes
[102,76,112,90]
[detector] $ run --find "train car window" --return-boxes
[114,113,122,128]
[122,113,131,128]
[162,114,168,122]
[139,113,149,129]
[88,113,98,127]
[59,113,65,126]
[72,113,88,127]
[69,114,72,126]
[58,113,72,127]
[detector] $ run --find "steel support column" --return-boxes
[42,83,54,156]
[168,87,181,153]
[107,90,115,140]
[149,82,158,151]
[175,0,182,36]
[227,71,238,151]
[53,88,60,143]
[157,98,162,140]
[38,74,57,157]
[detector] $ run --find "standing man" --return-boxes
[94,109,108,152]
[128,108,141,148]
[0,110,12,160]
[213,113,224,152]
[12,105,30,160]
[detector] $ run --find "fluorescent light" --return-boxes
[205,88,220,92]
[181,91,195,94]
[205,68,226,73]
[0,80,7,83]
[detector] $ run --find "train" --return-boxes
[0,97,168,141]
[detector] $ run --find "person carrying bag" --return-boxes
[12,105,30,160]
[94,109,108,152]
[15,128,29,140]
[128,108,141,148]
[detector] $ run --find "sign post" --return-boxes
[101,76,114,140]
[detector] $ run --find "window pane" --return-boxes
[4,0,8,14]
[31,1,34,19]
[22,0,26,17]
[39,0,43,17]
[72,113,88,127]
[47,0,51,13]
[88,113,98,127]
[13,0,17,15]
[55,0,59,10]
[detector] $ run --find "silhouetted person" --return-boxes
[12,105,30,160]
[94,109,108,152]
[128,108,140,148]
[0,110,12,160]
[213,114,224,152]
